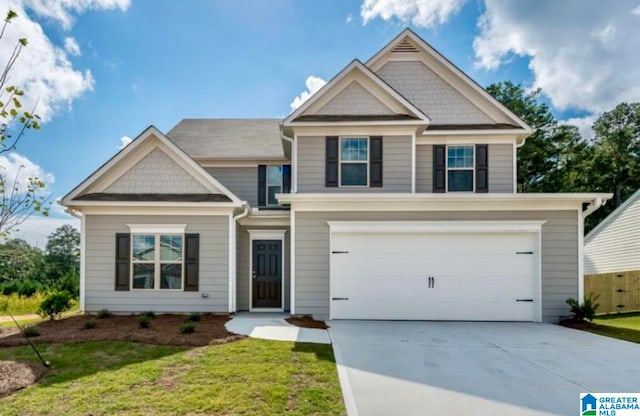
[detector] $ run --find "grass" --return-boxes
[0,293,46,315]
[0,339,345,415]
[562,312,640,344]
[0,318,41,329]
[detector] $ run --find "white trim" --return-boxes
[287,120,427,128]
[416,135,518,145]
[293,132,298,193]
[238,216,291,227]
[76,206,238,216]
[196,159,288,168]
[421,129,528,137]
[290,209,296,315]
[228,214,235,313]
[248,229,287,312]
[65,201,241,208]
[411,131,416,193]
[585,188,640,243]
[327,220,546,234]
[578,209,585,303]
[512,142,518,193]
[127,224,187,234]
[80,213,86,312]
[537,229,543,322]
[129,232,184,291]
[292,126,419,137]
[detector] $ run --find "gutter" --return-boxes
[583,197,605,218]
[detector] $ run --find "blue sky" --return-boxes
[3,0,639,245]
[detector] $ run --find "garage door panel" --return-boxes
[330,230,539,321]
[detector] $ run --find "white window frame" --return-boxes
[446,144,475,193]
[128,224,187,291]
[338,136,370,188]
[265,165,284,207]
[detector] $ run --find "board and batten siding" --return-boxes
[297,135,412,193]
[85,215,229,313]
[415,144,514,193]
[585,195,640,274]
[236,225,291,311]
[295,210,578,323]
[206,167,258,206]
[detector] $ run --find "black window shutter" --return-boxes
[282,164,291,194]
[257,165,266,206]
[370,136,383,187]
[184,233,200,292]
[115,233,130,291]
[433,145,446,193]
[476,144,489,193]
[326,136,339,187]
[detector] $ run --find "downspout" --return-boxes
[230,202,250,313]
[583,197,604,218]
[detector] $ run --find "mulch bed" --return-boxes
[286,315,329,329]
[0,360,47,397]
[0,314,245,347]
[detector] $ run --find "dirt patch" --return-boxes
[286,315,329,329]
[0,360,47,397]
[0,314,245,347]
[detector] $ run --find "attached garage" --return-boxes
[328,221,544,322]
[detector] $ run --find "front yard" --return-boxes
[562,312,640,343]
[0,338,345,415]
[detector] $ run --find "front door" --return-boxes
[252,240,282,309]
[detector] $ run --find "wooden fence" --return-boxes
[585,270,640,315]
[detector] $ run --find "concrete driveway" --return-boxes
[329,321,640,416]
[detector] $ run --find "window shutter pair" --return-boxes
[115,233,199,291]
[257,165,291,206]
[325,136,383,187]
[432,144,488,193]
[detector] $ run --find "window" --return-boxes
[132,234,183,290]
[447,146,474,192]
[340,137,368,186]
[266,166,282,206]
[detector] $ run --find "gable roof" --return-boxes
[284,59,430,126]
[367,28,533,133]
[167,119,286,160]
[61,125,243,206]
[585,188,640,243]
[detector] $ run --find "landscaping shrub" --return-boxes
[84,319,96,330]
[180,322,196,334]
[566,294,600,321]
[138,314,151,328]
[37,291,73,320]
[22,326,40,337]
[143,311,156,319]
[187,312,201,322]
[96,309,111,319]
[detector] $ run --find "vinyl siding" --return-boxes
[85,215,229,313]
[585,196,640,274]
[297,135,412,192]
[315,81,394,115]
[488,144,514,193]
[236,226,291,311]
[415,144,514,193]
[206,167,257,206]
[295,210,578,323]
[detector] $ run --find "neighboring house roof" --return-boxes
[586,188,640,243]
[61,125,243,206]
[166,119,286,160]
[74,193,232,202]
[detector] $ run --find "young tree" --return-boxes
[45,225,80,296]
[0,10,47,238]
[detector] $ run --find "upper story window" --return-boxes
[132,234,183,290]
[258,164,290,208]
[340,138,369,186]
[267,166,283,206]
[447,145,474,192]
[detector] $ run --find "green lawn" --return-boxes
[0,339,345,415]
[563,312,640,344]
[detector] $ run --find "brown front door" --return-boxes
[252,240,282,308]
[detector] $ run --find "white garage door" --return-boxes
[330,223,541,321]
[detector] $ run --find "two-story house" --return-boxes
[61,29,611,323]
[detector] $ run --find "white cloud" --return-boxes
[118,135,132,149]
[0,0,129,121]
[63,36,81,56]
[360,0,466,28]
[632,5,640,16]
[473,1,640,114]
[290,75,327,111]
[12,215,79,248]
[0,152,54,193]
[561,114,597,141]
[346,13,354,23]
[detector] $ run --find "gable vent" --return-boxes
[391,38,419,53]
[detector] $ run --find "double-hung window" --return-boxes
[132,234,183,290]
[266,166,283,206]
[447,145,474,192]
[340,137,368,186]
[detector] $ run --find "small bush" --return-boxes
[22,326,40,337]
[143,311,156,319]
[84,319,96,330]
[180,322,196,334]
[187,312,201,322]
[138,314,151,328]
[566,294,600,322]
[37,291,73,320]
[96,309,111,319]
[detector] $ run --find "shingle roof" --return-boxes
[166,119,286,160]
[75,193,232,202]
